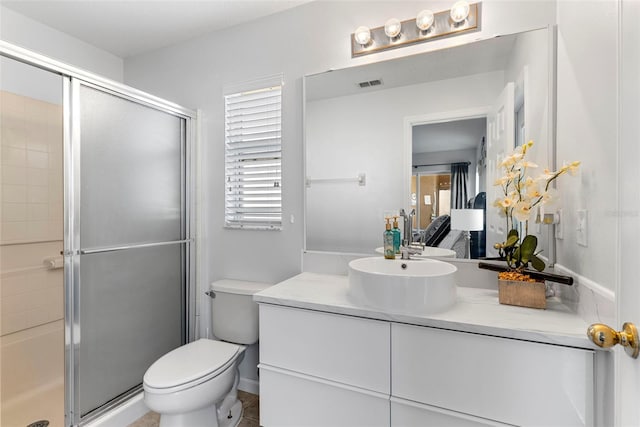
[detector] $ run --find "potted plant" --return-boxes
[481,140,580,308]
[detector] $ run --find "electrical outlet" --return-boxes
[554,209,563,239]
[577,210,588,247]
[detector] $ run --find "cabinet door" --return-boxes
[259,304,390,393]
[392,323,594,426]
[260,365,389,427]
[391,398,512,427]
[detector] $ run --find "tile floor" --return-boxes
[128,391,259,427]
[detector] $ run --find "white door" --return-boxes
[485,82,515,257]
[616,1,640,424]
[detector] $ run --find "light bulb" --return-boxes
[354,26,371,46]
[416,10,435,31]
[384,18,402,38]
[450,1,470,23]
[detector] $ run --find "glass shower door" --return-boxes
[69,81,190,421]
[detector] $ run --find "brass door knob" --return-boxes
[587,322,639,359]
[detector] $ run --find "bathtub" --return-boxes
[1,319,64,427]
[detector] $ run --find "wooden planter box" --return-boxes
[498,279,546,309]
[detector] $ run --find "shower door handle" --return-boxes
[79,239,193,255]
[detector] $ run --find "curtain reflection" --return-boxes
[450,162,469,209]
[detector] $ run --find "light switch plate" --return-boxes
[577,209,588,247]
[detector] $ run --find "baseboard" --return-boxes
[239,376,259,395]
[553,263,615,326]
[85,391,149,427]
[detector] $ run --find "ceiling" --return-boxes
[413,117,486,154]
[1,0,311,58]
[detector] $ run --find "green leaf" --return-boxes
[519,235,538,264]
[511,247,521,266]
[504,234,519,248]
[531,255,546,272]
[507,229,519,240]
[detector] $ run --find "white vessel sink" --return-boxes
[348,256,457,315]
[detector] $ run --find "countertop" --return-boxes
[254,272,599,350]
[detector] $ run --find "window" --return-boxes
[224,75,283,230]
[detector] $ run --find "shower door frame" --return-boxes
[0,41,198,427]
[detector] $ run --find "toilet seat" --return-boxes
[144,339,241,394]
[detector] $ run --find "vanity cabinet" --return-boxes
[260,367,389,426]
[259,304,390,427]
[390,398,512,427]
[392,323,594,426]
[258,303,595,427]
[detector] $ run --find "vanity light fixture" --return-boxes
[416,10,435,31]
[351,2,481,57]
[384,18,402,39]
[450,1,471,24]
[354,26,372,46]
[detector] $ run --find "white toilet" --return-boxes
[143,279,271,427]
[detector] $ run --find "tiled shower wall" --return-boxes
[1,89,63,336]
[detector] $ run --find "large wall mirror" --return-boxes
[304,27,554,260]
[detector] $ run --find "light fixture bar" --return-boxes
[351,2,480,58]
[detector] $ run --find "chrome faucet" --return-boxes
[400,245,423,260]
[399,208,416,246]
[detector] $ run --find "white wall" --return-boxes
[306,72,503,253]
[555,0,618,292]
[0,5,123,82]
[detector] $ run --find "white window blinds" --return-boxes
[224,76,282,230]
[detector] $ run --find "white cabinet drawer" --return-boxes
[391,397,511,427]
[392,323,594,426]
[260,304,390,393]
[260,365,389,427]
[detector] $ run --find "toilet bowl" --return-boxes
[143,280,271,427]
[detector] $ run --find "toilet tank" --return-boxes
[210,279,272,345]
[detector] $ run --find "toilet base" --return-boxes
[155,390,244,427]
[156,399,242,427]
[218,399,243,427]
[158,404,217,427]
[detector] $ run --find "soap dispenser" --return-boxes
[383,218,395,259]
[392,216,401,254]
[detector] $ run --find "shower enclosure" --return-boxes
[0,42,196,426]
[1,53,65,427]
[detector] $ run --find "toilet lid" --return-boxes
[144,339,240,390]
